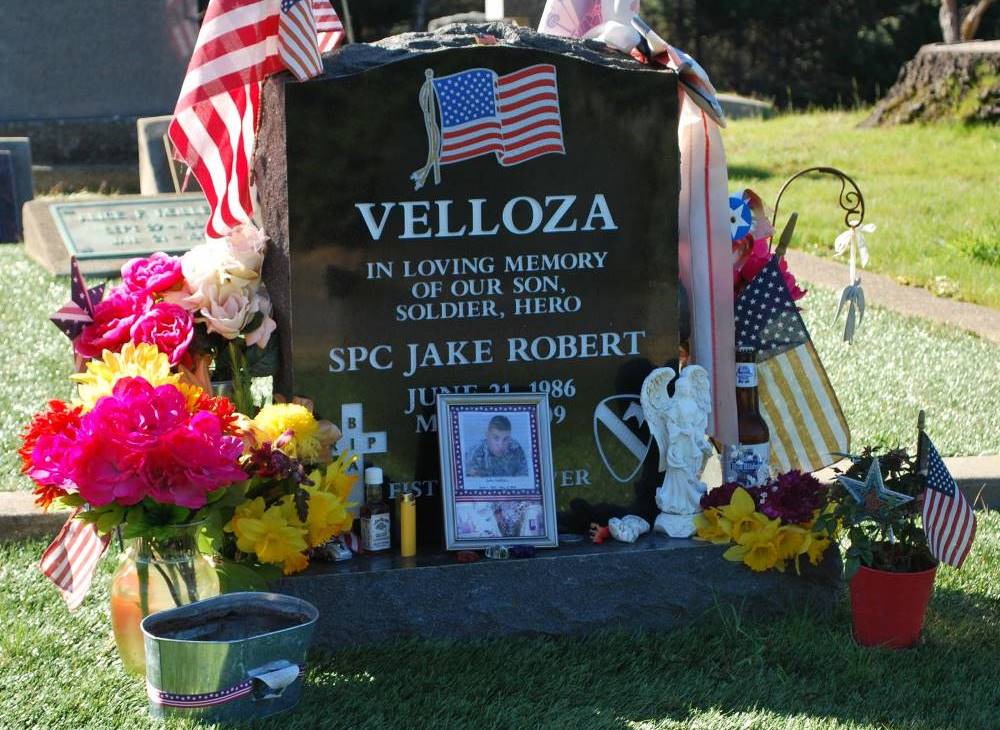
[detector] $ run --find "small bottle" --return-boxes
[360,467,391,552]
[399,490,416,558]
[723,347,771,487]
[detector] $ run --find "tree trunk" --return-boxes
[961,0,997,40]
[940,0,961,43]
[941,0,997,42]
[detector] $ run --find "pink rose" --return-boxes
[122,252,184,294]
[75,287,150,360]
[129,302,194,366]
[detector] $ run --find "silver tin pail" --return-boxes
[141,592,319,722]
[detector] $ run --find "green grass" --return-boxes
[0,244,997,496]
[1,511,997,729]
[726,111,1000,308]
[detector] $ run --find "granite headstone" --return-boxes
[257,24,680,543]
[0,153,18,242]
[0,138,33,239]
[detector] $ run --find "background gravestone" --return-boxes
[0,138,33,240]
[257,24,680,544]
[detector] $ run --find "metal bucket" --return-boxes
[141,592,319,722]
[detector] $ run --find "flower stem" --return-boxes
[227,340,253,416]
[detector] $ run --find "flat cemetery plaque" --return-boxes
[259,26,680,542]
[23,193,209,275]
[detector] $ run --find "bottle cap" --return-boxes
[364,466,383,484]
[401,491,416,504]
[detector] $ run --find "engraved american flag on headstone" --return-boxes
[420,64,565,178]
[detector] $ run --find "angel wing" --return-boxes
[681,365,712,417]
[640,366,675,473]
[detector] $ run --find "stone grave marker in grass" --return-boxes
[255,23,838,647]
[22,193,208,275]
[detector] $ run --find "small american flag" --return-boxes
[169,0,344,238]
[39,510,112,611]
[922,434,976,568]
[433,64,565,168]
[735,258,850,473]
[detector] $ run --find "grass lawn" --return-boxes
[0,512,997,729]
[0,243,998,495]
[726,111,1000,309]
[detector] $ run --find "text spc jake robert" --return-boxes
[330,331,646,378]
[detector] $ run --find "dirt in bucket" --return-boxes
[151,607,309,642]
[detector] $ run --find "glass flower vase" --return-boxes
[109,522,220,675]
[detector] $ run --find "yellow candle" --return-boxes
[400,491,417,557]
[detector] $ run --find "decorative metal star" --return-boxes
[837,457,914,511]
[49,257,105,341]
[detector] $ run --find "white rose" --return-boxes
[245,287,276,349]
[224,223,267,281]
[198,286,256,340]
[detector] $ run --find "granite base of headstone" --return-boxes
[23,193,209,276]
[0,137,33,240]
[277,536,840,650]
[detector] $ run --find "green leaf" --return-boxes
[215,559,280,592]
[245,336,280,377]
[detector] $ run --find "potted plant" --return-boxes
[822,447,937,649]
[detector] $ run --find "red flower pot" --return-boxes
[849,564,937,649]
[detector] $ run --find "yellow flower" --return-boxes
[723,514,782,572]
[694,508,731,545]
[250,403,322,461]
[226,499,307,565]
[804,533,831,566]
[282,551,309,575]
[71,343,180,410]
[309,452,359,503]
[718,488,759,541]
[775,525,808,561]
[177,382,206,412]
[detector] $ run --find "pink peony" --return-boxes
[129,302,194,366]
[734,239,807,303]
[75,287,150,360]
[68,378,247,509]
[777,256,807,301]
[122,252,184,294]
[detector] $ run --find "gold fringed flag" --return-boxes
[735,258,849,473]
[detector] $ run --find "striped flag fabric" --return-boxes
[312,0,344,52]
[168,0,344,238]
[39,510,112,611]
[922,433,976,568]
[735,258,850,473]
[433,64,565,168]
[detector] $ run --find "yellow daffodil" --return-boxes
[693,508,731,545]
[250,403,322,461]
[281,551,309,575]
[308,452,359,503]
[723,514,782,572]
[805,533,831,566]
[775,525,808,561]
[718,487,759,541]
[71,342,180,410]
[226,499,307,565]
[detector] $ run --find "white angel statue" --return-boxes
[640,365,714,538]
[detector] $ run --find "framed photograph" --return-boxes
[436,392,559,551]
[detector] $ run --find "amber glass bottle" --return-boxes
[723,347,771,487]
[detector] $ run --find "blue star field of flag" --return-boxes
[735,258,809,359]
[925,438,957,497]
[432,70,498,128]
[281,0,305,12]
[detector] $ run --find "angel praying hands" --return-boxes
[640,365,714,538]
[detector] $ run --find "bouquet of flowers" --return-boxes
[70,223,277,415]
[694,471,834,572]
[210,401,359,576]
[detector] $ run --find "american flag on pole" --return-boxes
[735,258,850,473]
[168,0,344,238]
[922,433,976,568]
[39,510,112,611]
[411,64,565,188]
